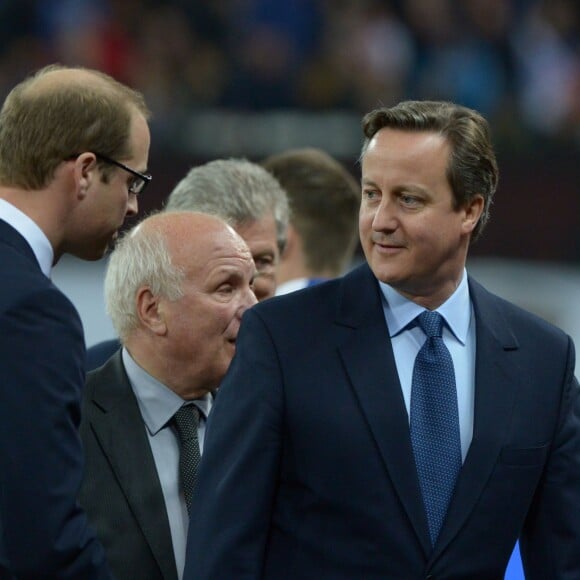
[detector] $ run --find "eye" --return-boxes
[254,255,275,275]
[217,284,234,294]
[399,193,422,207]
[128,176,142,194]
[363,189,380,201]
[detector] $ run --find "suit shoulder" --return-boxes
[1,248,77,311]
[255,276,342,319]
[470,277,572,347]
[84,352,127,408]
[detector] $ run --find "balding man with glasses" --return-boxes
[0,64,151,579]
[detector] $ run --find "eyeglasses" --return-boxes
[94,153,152,195]
[66,152,152,195]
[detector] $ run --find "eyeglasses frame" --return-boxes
[94,152,151,195]
[66,152,152,195]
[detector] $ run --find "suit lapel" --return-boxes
[88,353,178,580]
[336,265,432,555]
[0,219,41,269]
[431,278,521,558]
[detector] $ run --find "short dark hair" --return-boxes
[361,101,498,241]
[262,148,360,276]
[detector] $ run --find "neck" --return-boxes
[126,338,213,400]
[0,181,71,262]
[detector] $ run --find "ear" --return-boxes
[136,286,167,336]
[73,153,99,200]
[462,194,485,234]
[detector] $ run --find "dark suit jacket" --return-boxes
[79,351,178,580]
[86,338,121,372]
[184,263,580,580]
[0,219,110,579]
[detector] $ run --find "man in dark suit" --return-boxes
[184,101,580,579]
[79,211,257,580]
[0,64,150,578]
[261,148,360,295]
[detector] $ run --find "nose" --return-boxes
[235,290,257,322]
[126,194,138,217]
[372,198,397,233]
[240,287,258,315]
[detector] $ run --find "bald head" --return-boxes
[21,66,111,94]
[133,211,252,281]
[106,211,255,342]
[133,210,238,242]
[105,210,257,397]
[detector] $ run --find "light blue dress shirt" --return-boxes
[122,348,212,580]
[379,270,476,461]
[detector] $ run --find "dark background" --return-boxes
[1,0,578,262]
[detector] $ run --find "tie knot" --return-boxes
[417,310,444,338]
[173,405,200,442]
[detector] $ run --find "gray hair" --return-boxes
[104,222,185,342]
[165,158,289,252]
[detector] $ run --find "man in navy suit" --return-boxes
[184,101,580,579]
[0,64,151,578]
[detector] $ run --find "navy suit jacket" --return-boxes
[0,220,110,578]
[184,263,580,579]
[79,351,178,580]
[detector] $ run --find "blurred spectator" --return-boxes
[0,0,577,151]
[261,147,360,294]
[511,0,580,139]
[322,0,414,111]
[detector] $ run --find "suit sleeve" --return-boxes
[520,336,580,579]
[0,286,111,579]
[184,308,284,580]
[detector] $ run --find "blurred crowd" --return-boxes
[0,0,578,154]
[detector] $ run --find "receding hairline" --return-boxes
[137,210,235,242]
[16,65,151,118]
[24,67,111,96]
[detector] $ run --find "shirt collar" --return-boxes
[122,348,212,436]
[276,278,309,295]
[0,199,54,277]
[379,269,471,345]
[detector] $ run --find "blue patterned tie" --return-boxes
[410,310,462,545]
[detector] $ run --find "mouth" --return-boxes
[373,240,405,254]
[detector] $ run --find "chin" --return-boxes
[92,241,114,261]
[71,246,106,262]
[369,262,397,285]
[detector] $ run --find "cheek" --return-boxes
[358,208,373,235]
[253,277,276,301]
[207,304,239,335]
